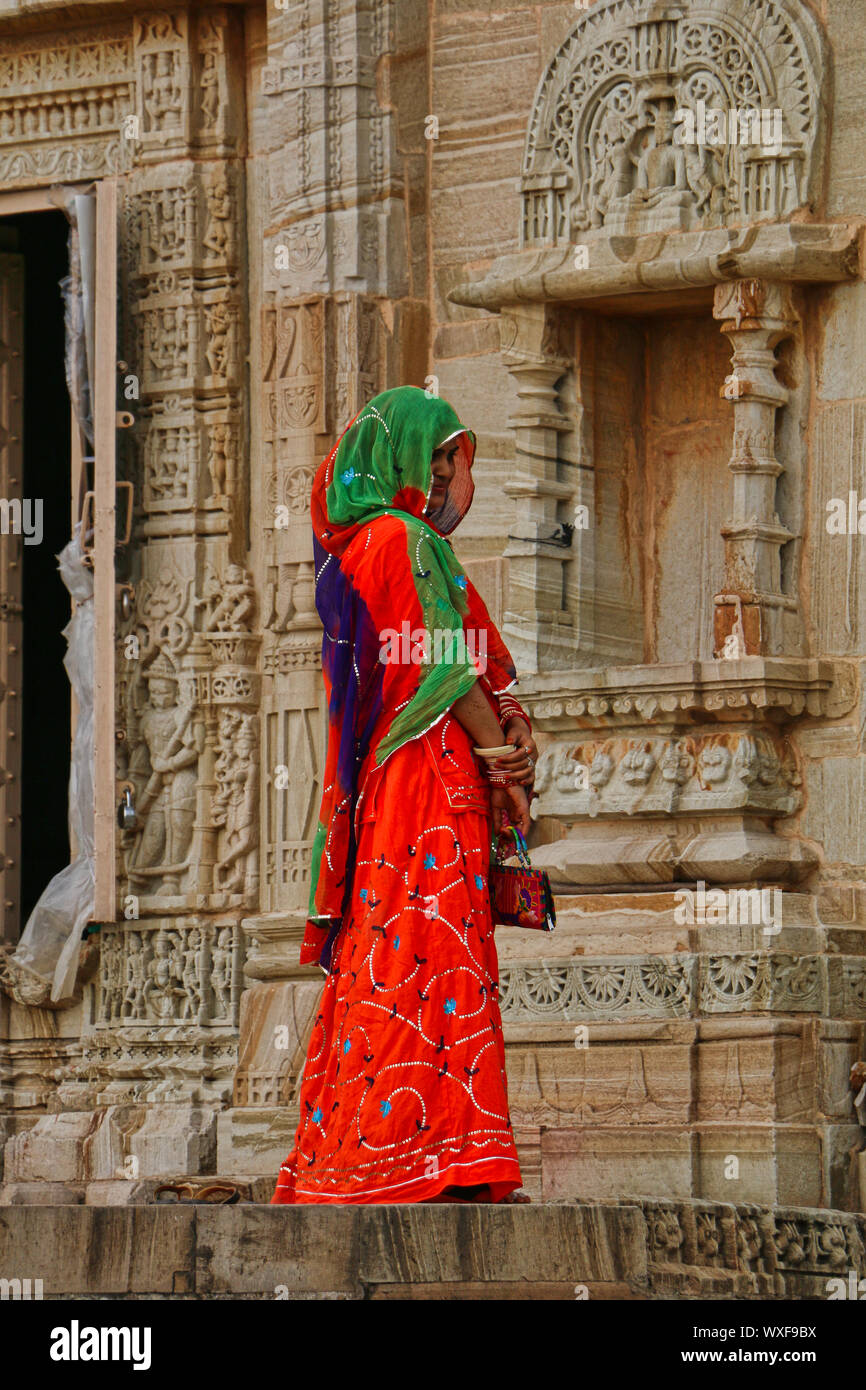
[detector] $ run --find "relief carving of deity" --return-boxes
[600,92,723,234]
[523,1,822,243]
[201,563,255,633]
[145,50,182,132]
[128,654,206,895]
[212,712,258,893]
[203,180,230,256]
[200,49,219,129]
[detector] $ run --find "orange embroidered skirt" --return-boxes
[271,717,522,1204]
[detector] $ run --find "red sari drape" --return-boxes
[271,710,522,1204]
[272,387,527,1204]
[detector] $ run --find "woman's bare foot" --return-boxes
[499,1188,532,1204]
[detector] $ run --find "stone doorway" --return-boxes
[0,207,71,943]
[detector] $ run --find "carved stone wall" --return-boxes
[0,0,865,1242]
[441,0,866,1213]
[0,8,258,1173]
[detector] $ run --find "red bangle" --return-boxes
[498,701,531,735]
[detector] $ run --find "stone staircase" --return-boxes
[0,1198,863,1299]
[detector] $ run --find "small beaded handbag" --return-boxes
[489,825,556,933]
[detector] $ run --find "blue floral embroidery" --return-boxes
[423,853,437,870]
[454,575,468,589]
[343,1039,351,1054]
[380,1100,392,1117]
[474,873,484,889]
[359,887,368,901]
[312,1107,323,1124]
[393,935,400,949]
[341,467,355,486]
[444,998,457,1015]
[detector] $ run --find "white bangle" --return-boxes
[473,743,515,758]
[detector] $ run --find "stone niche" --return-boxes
[449,0,866,1208]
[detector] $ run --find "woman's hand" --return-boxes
[490,782,530,839]
[494,718,539,789]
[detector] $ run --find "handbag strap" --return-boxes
[492,823,532,870]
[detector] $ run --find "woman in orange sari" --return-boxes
[271,386,537,1205]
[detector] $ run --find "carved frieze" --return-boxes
[143,417,197,513]
[139,302,195,391]
[534,731,801,817]
[500,958,692,1021]
[499,954,866,1023]
[0,26,132,185]
[646,1200,864,1278]
[129,168,239,280]
[98,918,242,1028]
[72,1035,238,1105]
[136,181,197,274]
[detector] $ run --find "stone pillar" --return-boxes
[712,280,799,657]
[500,303,574,674]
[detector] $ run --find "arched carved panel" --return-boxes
[522,0,826,244]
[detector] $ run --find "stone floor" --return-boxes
[0,1199,863,1299]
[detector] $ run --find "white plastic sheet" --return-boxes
[56,184,95,448]
[11,525,95,1002]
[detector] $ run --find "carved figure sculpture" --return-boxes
[213,711,258,892]
[203,563,255,632]
[211,926,233,1018]
[129,655,205,893]
[121,934,147,1019]
[146,51,182,131]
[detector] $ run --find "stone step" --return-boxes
[0,1198,863,1300]
[0,1175,276,1207]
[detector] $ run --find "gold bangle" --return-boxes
[473,743,515,758]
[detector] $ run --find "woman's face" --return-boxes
[427,440,459,511]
